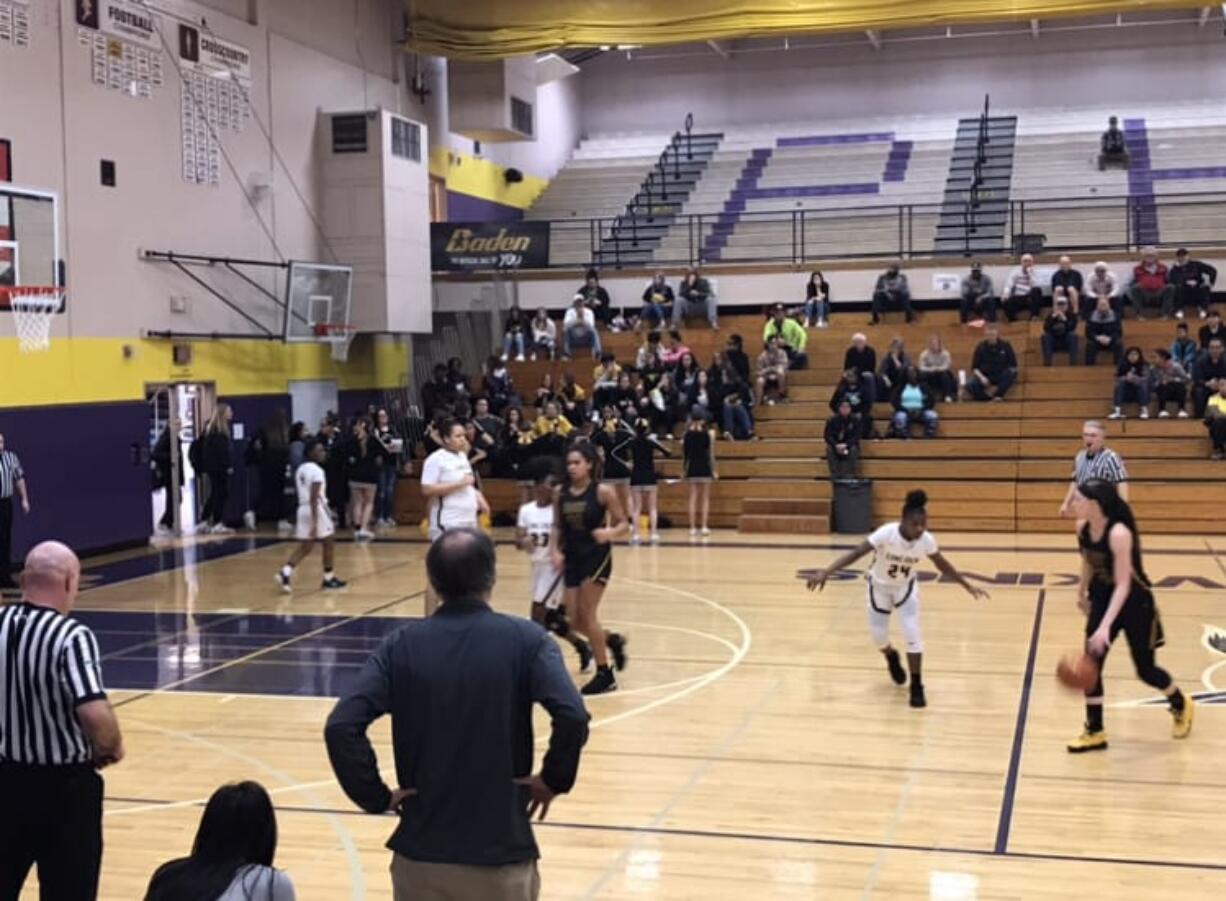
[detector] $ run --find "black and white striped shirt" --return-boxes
[0,449,22,499]
[0,602,107,765]
[1072,447,1128,484]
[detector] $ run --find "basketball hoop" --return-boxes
[5,287,63,353]
[314,321,358,362]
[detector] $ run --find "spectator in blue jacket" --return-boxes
[1171,322,1198,373]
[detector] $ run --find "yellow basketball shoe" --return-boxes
[1067,729,1108,753]
[1172,697,1195,740]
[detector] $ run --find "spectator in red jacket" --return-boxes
[1127,247,1176,320]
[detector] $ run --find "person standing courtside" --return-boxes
[0,541,124,900]
[1059,420,1128,517]
[325,529,589,901]
[420,419,489,615]
[0,431,32,590]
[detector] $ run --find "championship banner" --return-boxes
[431,221,550,271]
[75,0,159,49]
[178,23,252,85]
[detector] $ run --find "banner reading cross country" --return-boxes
[431,221,550,272]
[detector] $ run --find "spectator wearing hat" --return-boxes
[1168,249,1216,321]
[1003,253,1044,322]
[959,262,996,323]
[763,304,808,370]
[1041,295,1079,366]
[1050,256,1084,317]
[1083,262,1120,321]
[1127,247,1175,320]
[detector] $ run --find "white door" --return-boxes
[289,379,340,432]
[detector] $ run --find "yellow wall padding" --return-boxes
[408,1,1201,59]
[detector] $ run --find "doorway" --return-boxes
[147,382,216,535]
[288,379,339,434]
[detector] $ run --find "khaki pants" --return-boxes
[392,854,540,901]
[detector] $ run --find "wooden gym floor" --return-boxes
[16,529,1226,899]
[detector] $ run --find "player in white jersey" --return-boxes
[806,490,987,708]
[420,419,489,614]
[278,440,346,592]
[516,459,593,672]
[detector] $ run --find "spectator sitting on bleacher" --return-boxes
[1168,249,1216,321]
[1193,338,1226,417]
[532,400,574,460]
[878,338,910,398]
[481,356,516,414]
[1042,296,1079,366]
[1172,322,1198,372]
[764,303,808,370]
[559,372,589,429]
[919,334,956,403]
[674,267,718,329]
[969,324,1018,401]
[1085,296,1123,366]
[1204,382,1226,459]
[830,368,875,440]
[421,363,453,420]
[1084,262,1121,321]
[756,335,790,406]
[530,307,556,360]
[534,371,556,411]
[688,369,715,420]
[1151,349,1190,418]
[824,399,860,478]
[891,367,939,439]
[1199,308,1225,348]
[1110,346,1151,420]
[1127,247,1176,320]
[661,329,691,368]
[1051,256,1084,317]
[725,334,751,384]
[636,330,664,377]
[577,268,612,326]
[843,333,879,408]
[648,372,682,438]
[674,352,701,396]
[871,263,914,324]
[718,364,755,440]
[640,272,674,330]
[502,305,528,361]
[612,372,636,423]
[1003,253,1044,322]
[592,353,622,413]
[804,270,831,328]
[562,295,602,360]
[1098,116,1130,170]
[960,262,996,324]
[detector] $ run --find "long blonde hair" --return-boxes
[205,403,232,437]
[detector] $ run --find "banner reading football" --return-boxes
[431,221,550,271]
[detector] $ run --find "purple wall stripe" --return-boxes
[1152,166,1226,180]
[777,132,893,147]
[704,146,773,260]
[445,191,524,223]
[882,140,913,183]
[1122,118,1159,245]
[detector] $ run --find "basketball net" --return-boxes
[315,322,357,363]
[10,289,63,353]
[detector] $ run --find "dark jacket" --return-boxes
[843,345,877,377]
[578,284,611,320]
[972,339,1018,379]
[1169,260,1216,289]
[679,276,712,303]
[1043,311,1077,340]
[196,430,232,474]
[1195,352,1226,385]
[1086,315,1123,347]
[725,348,751,383]
[1115,359,1148,381]
[642,282,675,305]
[878,352,910,391]
[806,277,830,301]
[324,602,590,866]
[1050,268,1084,295]
[152,426,183,488]
[346,435,388,484]
[829,378,869,416]
[824,414,859,449]
[1199,323,1226,349]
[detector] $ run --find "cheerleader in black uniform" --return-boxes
[615,418,672,544]
[682,411,717,537]
[1068,478,1194,752]
[550,442,630,695]
[592,406,634,525]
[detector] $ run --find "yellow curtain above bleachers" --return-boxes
[407,0,1200,58]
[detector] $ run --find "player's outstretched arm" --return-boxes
[807,540,873,592]
[929,551,990,600]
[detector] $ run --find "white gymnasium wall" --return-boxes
[0,0,411,340]
[579,24,1226,133]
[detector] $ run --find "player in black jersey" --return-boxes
[550,442,629,695]
[1068,479,1194,752]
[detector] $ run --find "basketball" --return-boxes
[1056,652,1099,691]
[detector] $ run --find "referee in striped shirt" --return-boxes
[0,431,32,590]
[1060,420,1129,516]
[1,541,124,900]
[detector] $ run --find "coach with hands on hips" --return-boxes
[325,528,590,901]
[0,541,125,900]
[0,431,31,590]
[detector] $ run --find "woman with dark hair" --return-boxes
[346,416,386,541]
[1066,479,1194,752]
[615,418,672,544]
[144,781,294,900]
[592,405,634,524]
[247,410,291,527]
[549,442,629,694]
[1110,345,1151,420]
[482,356,516,415]
[372,408,404,528]
[683,411,717,537]
[502,305,529,361]
[806,490,988,709]
[803,270,831,327]
[674,351,701,395]
[558,371,589,428]
[534,371,557,411]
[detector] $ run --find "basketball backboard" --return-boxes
[0,185,62,310]
[283,261,353,341]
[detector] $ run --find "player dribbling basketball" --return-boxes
[1068,478,1194,752]
[807,490,988,707]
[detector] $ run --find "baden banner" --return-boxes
[431,221,550,271]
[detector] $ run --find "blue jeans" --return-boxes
[1113,378,1151,410]
[640,303,667,326]
[376,465,398,522]
[502,332,525,359]
[892,408,938,437]
[563,326,602,358]
[722,403,753,439]
[803,297,829,324]
[673,295,718,328]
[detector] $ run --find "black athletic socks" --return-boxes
[1086,704,1104,733]
[1168,688,1186,713]
[884,648,907,685]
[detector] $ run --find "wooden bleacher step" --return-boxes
[741,497,830,517]
[738,497,831,534]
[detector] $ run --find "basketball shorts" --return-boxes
[531,561,564,609]
[865,578,922,653]
[295,504,335,541]
[564,547,613,589]
[1086,587,1164,655]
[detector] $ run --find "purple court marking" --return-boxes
[1123,118,1159,245]
[994,588,1046,854]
